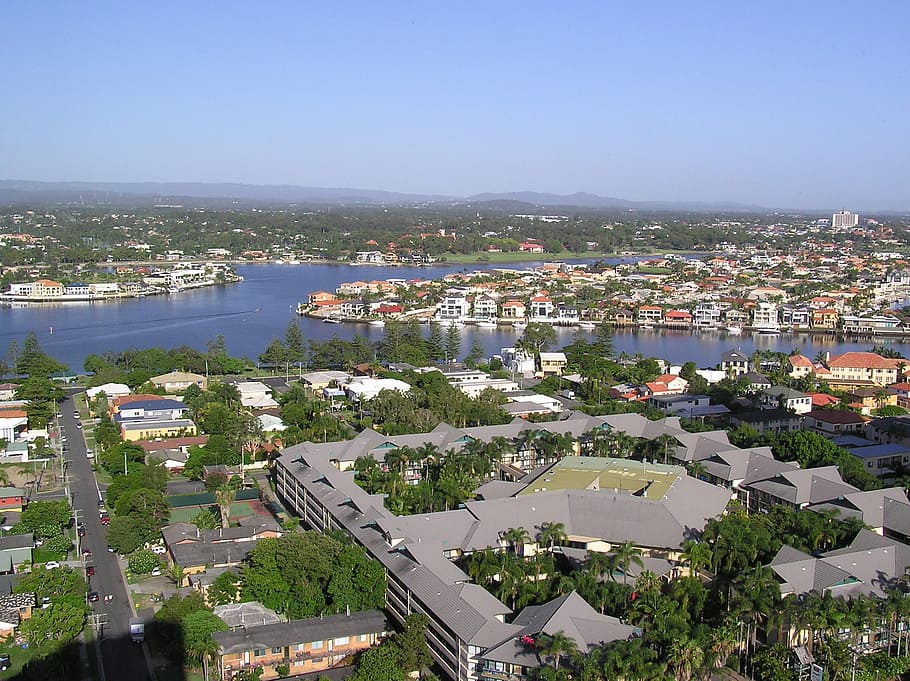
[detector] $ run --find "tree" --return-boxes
[208,572,241,605]
[517,322,557,356]
[536,630,577,671]
[502,526,531,556]
[192,507,222,530]
[215,485,237,529]
[21,599,87,646]
[610,541,644,585]
[284,319,306,364]
[537,521,568,552]
[182,609,228,677]
[393,613,432,674]
[444,324,461,363]
[128,549,160,575]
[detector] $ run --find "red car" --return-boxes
[100,515,110,526]
[86,566,95,576]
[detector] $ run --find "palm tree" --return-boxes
[610,541,644,585]
[584,550,613,580]
[668,637,705,681]
[502,527,531,557]
[537,521,568,553]
[537,630,577,671]
[215,485,236,529]
[679,539,712,578]
[189,635,220,681]
[167,562,186,587]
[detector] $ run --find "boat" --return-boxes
[368,320,386,327]
[639,323,655,330]
[512,321,527,330]
[475,320,498,329]
[167,286,180,294]
[725,325,743,334]
[323,317,341,324]
[442,319,464,328]
[754,326,781,335]
[577,322,596,330]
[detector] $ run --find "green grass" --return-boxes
[0,637,44,679]
[33,548,66,563]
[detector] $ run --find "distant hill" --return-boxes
[0,179,768,212]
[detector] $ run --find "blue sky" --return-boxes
[2,2,908,210]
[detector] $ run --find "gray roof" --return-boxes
[809,488,910,534]
[213,610,388,655]
[0,534,33,551]
[743,466,858,506]
[213,601,282,629]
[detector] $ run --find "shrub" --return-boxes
[128,549,159,575]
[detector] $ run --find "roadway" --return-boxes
[58,394,153,681]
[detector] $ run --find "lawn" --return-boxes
[0,637,45,679]
[167,499,260,525]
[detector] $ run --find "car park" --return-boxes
[45,561,60,569]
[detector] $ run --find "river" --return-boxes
[0,263,901,372]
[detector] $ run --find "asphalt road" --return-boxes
[59,395,153,681]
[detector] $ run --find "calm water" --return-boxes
[0,263,898,371]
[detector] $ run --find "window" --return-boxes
[254,648,265,657]
[334,636,350,646]
[271,647,282,655]
[311,640,323,650]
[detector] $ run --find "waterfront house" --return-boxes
[529,295,554,318]
[307,291,337,305]
[841,314,902,334]
[340,299,367,317]
[752,301,779,329]
[437,293,470,320]
[32,280,64,298]
[214,610,389,681]
[663,309,692,328]
[637,305,663,325]
[812,308,839,330]
[826,351,902,386]
[150,371,207,393]
[473,295,498,320]
[644,374,688,397]
[780,305,812,329]
[501,300,526,319]
[693,302,723,328]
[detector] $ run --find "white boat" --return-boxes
[754,326,781,335]
[512,321,527,330]
[476,320,498,329]
[368,320,385,327]
[443,319,464,328]
[725,326,743,334]
[577,322,596,330]
[323,317,341,324]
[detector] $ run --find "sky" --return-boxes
[1,1,909,211]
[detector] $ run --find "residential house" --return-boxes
[538,352,567,377]
[529,296,554,319]
[340,299,367,317]
[693,302,723,329]
[0,489,26,513]
[0,592,35,639]
[741,372,772,393]
[473,296,498,320]
[85,383,131,403]
[788,354,814,378]
[812,308,839,330]
[826,352,901,386]
[342,378,411,402]
[0,414,27,443]
[740,465,858,513]
[841,443,910,477]
[0,534,33,574]
[779,305,812,330]
[307,291,338,305]
[803,409,867,436]
[721,350,750,377]
[841,314,902,334]
[752,301,779,329]
[0,385,16,402]
[846,387,898,415]
[214,610,389,681]
[663,309,693,329]
[437,293,470,320]
[234,382,279,410]
[637,306,663,325]
[759,387,812,414]
[647,394,729,418]
[808,488,910,540]
[645,374,688,397]
[728,409,803,435]
[114,398,188,421]
[501,300,526,319]
[149,371,207,393]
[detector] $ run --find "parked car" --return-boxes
[0,653,10,670]
[106,545,115,553]
[75,422,83,430]
[77,525,86,537]
[151,546,167,555]
[86,565,95,577]
[88,591,99,603]
[150,567,162,577]
[82,549,92,559]
[100,515,110,526]
[73,410,79,418]
[45,561,60,569]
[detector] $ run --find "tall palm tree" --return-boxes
[537,630,577,671]
[679,539,713,578]
[189,635,220,681]
[502,527,531,557]
[537,521,568,553]
[667,637,705,681]
[610,541,644,585]
[215,485,236,529]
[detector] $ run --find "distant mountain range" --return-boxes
[0,179,806,213]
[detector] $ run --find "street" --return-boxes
[59,395,153,681]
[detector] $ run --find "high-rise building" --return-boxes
[832,210,860,228]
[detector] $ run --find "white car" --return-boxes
[150,568,162,577]
[45,561,60,570]
[151,546,167,555]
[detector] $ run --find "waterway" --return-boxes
[0,263,901,371]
